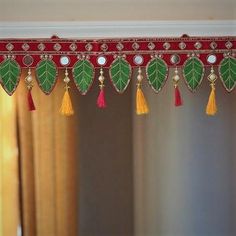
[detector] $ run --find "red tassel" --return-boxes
[27,89,36,111]
[175,86,182,106]
[97,89,106,108]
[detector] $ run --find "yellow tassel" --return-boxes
[206,66,217,116]
[60,68,74,116]
[136,67,149,115]
[206,84,217,116]
[136,85,149,115]
[60,88,74,116]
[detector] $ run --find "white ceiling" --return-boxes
[0,0,235,21]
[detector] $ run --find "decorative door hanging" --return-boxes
[0,35,235,116]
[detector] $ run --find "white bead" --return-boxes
[209,73,217,81]
[137,74,143,82]
[26,75,33,83]
[98,75,105,83]
[64,76,70,83]
[173,74,180,82]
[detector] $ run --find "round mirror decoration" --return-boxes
[60,56,70,66]
[133,55,144,65]
[207,54,217,64]
[170,54,180,65]
[23,55,34,67]
[97,56,107,66]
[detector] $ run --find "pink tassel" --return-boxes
[28,89,36,111]
[97,89,106,108]
[175,86,183,106]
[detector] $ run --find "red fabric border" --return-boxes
[0,36,235,68]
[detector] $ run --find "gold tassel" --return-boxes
[60,68,74,116]
[206,66,217,116]
[136,67,149,115]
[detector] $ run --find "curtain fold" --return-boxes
[16,69,79,236]
[0,89,20,236]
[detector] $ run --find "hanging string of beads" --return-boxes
[25,68,36,111]
[97,67,106,109]
[59,68,74,116]
[206,66,218,116]
[172,67,183,107]
[136,67,149,115]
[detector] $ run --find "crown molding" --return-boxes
[0,20,235,38]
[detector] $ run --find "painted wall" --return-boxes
[133,68,236,236]
[0,0,235,21]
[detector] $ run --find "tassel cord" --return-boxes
[60,70,74,116]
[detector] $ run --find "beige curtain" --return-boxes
[0,88,20,236]
[16,69,79,236]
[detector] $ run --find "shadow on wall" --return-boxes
[78,69,134,236]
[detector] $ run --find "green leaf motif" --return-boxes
[36,59,57,94]
[183,57,204,92]
[73,60,94,95]
[146,58,168,93]
[219,57,236,92]
[0,59,21,95]
[109,57,131,93]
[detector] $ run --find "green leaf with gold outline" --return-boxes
[109,57,131,93]
[183,57,204,92]
[0,58,21,95]
[73,59,94,95]
[36,59,57,94]
[219,57,236,92]
[146,58,168,93]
